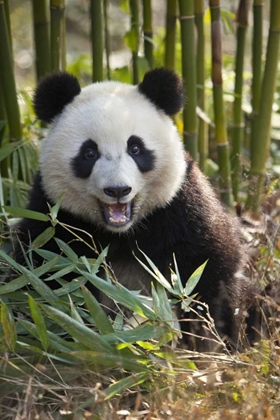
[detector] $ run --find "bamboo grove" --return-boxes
[0,0,280,214]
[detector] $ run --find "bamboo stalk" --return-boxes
[129,0,139,84]
[90,0,104,82]
[195,0,208,172]
[3,0,11,46]
[246,0,280,211]
[104,0,111,79]
[32,0,51,80]
[178,0,197,160]
[231,0,250,201]
[209,0,232,206]
[164,0,177,70]
[142,0,154,69]
[0,2,21,142]
[249,0,263,193]
[0,85,5,144]
[50,0,66,71]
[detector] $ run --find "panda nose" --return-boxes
[103,186,132,199]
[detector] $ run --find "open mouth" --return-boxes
[102,201,132,227]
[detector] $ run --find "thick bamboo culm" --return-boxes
[90,0,104,82]
[104,0,111,80]
[129,0,140,84]
[0,3,21,143]
[32,0,51,80]
[178,0,197,160]
[3,0,12,46]
[209,0,232,206]
[164,0,177,70]
[231,0,250,201]
[246,0,280,211]
[142,0,154,69]
[248,0,263,207]
[194,0,208,173]
[50,0,66,71]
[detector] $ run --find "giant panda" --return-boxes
[14,68,247,351]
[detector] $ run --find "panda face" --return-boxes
[40,81,186,233]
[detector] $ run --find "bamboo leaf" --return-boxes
[105,323,167,344]
[19,266,59,306]
[41,304,114,353]
[183,260,208,296]
[82,286,114,335]
[28,295,49,351]
[104,372,148,400]
[134,248,175,294]
[0,142,19,162]
[0,258,59,295]
[31,227,55,249]
[151,283,174,324]
[79,270,157,321]
[0,300,17,351]
[54,238,79,262]
[4,206,49,221]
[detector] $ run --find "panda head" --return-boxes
[34,68,186,233]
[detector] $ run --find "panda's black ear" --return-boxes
[138,68,184,116]
[34,72,81,123]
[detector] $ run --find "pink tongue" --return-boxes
[108,203,127,223]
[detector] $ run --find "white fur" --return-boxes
[40,81,187,232]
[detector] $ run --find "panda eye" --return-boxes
[84,148,96,160]
[129,144,141,155]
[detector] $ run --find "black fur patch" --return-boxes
[34,72,81,123]
[71,139,100,178]
[127,135,155,172]
[138,68,184,116]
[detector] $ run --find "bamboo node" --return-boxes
[183,131,196,136]
[231,123,245,128]
[216,142,230,147]
[179,15,194,21]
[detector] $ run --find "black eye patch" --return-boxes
[127,135,155,173]
[71,139,100,179]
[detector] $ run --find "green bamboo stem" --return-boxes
[0,2,21,142]
[142,0,154,69]
[246,0,280,211]
[90,0,104,82]
[32,0,51,80]
[231,0,250,201]
[195,0,208,172]
[50,0,66,71]
[164,0,177,70]
[209,0,232,206]
[0,83,8,178]
[3,0,11,46]
[249,0,263,189]
[104,0,111,79]
[129,0,139,84]
[178,0,197,160]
